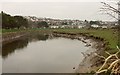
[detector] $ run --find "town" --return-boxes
[25,16,118,29]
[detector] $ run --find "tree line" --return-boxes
[1,11,28,29]
[1,11,49,29]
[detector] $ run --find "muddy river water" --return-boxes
[2,33,90,73]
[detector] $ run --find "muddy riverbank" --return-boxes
[52,31,108,73]
[2,30,52,45]
[2,31,28,45]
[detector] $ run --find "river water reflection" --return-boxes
[2,33,90,73]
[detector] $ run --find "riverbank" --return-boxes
[2,28,118,73]
[2,29,52,44]
[52,31,107,73]
[76,38,105,73]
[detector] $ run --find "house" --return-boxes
[50,26,59,29]
[78,25,84,29]
[101,26,107,29]
[91,24,100,28]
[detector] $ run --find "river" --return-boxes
[2,33,90,73]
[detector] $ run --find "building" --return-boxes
[91,24,100,28]
[50,26,59,29]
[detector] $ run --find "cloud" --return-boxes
[1,2,116,21]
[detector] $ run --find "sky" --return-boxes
[0,0,118,21]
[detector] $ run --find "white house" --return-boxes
[78,25,84,29]
[91,24,100,28]
[101,26,107,29]
[50,26,59,29]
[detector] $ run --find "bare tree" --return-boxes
[95,1,120,74]
[100,1,120,20]
[95,46,120,74]
[100,1,120,51]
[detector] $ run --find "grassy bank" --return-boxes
[2,28,118,54]
[52,28,118,53]
[2,28,53,35]
[2,28,48,33]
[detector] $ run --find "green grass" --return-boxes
[2,28,51,33]
[2,29,23,33]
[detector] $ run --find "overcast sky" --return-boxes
[1,0,118,21]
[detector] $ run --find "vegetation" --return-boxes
[37,21,49,28]
[89,21,100,25]
[1,11,28,29]
[52,28,118,52]
[95,46,120,74]
[97,1,120,74]
[61,22,68,25]
[2,28,42,33]
[1,12,51,29]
